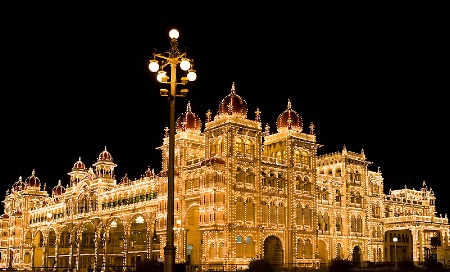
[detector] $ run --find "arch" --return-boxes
[352,246,362,268]
[336,243,343,260]
[263,235,283,271]
[186,205,201,265]
[318,239,328,265]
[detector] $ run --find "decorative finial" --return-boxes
[264,123,270,136]
[231,82,236,95]
[255,108,261,122]
[164,126,169,138]
[206,109,211,123]
[309,122,315,135]
[186,101,192,112]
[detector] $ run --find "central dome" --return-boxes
[217,82,247,117]
[276,100,303,132]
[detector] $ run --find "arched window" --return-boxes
[245,169,255,185]
[245,198,255,222]
[214,138,223,156]
[236,197,244,221]
[296,239,304,258]
[296,203,303,225]
[294,150,301,164]
[235,138,244,153]
[278,203,285,225]
[336,213,342,232]
[261,172,267,186]
[303,206,311,226]
[245,236,255,258]
[236,236,243,258]
[305,239,313,258]
[262,201,268,223]
[301,151,310,167]
[270,202,277,224]
[245,139,253,156]
[295,176,302,190]
[236,167,245,183]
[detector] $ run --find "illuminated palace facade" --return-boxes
[1,83,449,271]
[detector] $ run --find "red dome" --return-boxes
[217,82,247,117]
[73,157,85,170]
[52,180,66,197]
[12,176,26,192]
[176,102,202,133]
[25,169,41,187]
[98,146,113,162]
[276,100,303,132]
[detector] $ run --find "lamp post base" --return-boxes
[164,244,176,272]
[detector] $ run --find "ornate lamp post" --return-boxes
[148,29,196,272]
[393,236,398,269]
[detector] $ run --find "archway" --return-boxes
[186,206,200,265]
[318,240,328,265]
[352,246,361,268]
[263,235,283,271]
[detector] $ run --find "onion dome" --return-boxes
[276,99,303,132]
[201,157,226,166]
[12,176,26,192]
[119,173,130,185]
[52,179,66,197]
[217,82,247,117]
[72,157,86,170]
[25,169,41,188]
[176,102,202,133]
[97,146,113,162]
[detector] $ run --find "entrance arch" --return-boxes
[263,235,283,271]
[352,246,362,268]
[186,206,200,265]
[318,240,328,264]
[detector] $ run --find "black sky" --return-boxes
[1,6,448,216]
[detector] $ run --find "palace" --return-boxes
[1,83,449,271]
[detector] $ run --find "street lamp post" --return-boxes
[149,29,196,272]
[393,236,398,269]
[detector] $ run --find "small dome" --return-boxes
[176,102,202,133]
[52,180,66,197]
[144,167,154,178]
[2,214,9,219]
[98,146,113,162]
[119,173,130,185]
[201,157,226,166]
[73,157,85,170]
[25,169,41,188]
[12,176,26,192]
[276,100,302,132]
[217,82,247,117]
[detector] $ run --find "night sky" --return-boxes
[1,6,448,216]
